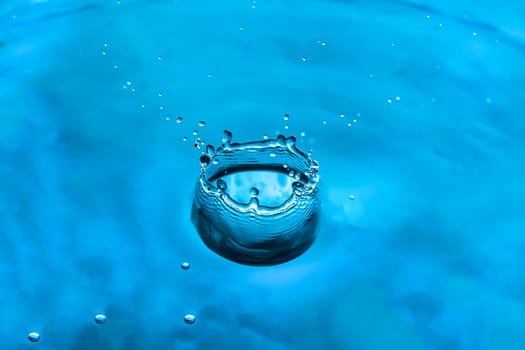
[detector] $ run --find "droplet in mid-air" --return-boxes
[198,121,206,127]
[181,261,190,270]
[184,314,196,324]
[176,116,183,123]
[28,332,40,343]
[94,314,107,324]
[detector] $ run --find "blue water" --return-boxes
[1,0,525,349]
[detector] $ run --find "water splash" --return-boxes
[191,131,321,266]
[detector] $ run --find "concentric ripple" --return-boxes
[191,131,321,266]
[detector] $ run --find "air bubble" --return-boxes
[94,314,107,324]
[184,314,196,325]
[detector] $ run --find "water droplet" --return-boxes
[222,130,233,145]
[176,116,183,123]
[182,136,188,142]
[292,181,305,196]
[159,106,164,111]
[141,104,145,108]
[240,26,245,31]
[269,153,276,158]
[113,65,118,69]
[283,114,289,121]
[165,116,171,121]
[158,92,163,97]
[194,143,200,149]
[472,32,477,36]
[322,120,327,125]
[28,332,40,343]
[206,145,215,155]
[101,51,107,56]
[301,56,307,62]
[94,314,107,324]
[347,123,352,127]
[198,121,206,127]
[200,154,210,166]
[387,98,393,104]
[192,130,198,136]
[157,55,163,61]
[395,96,401,101]
[126,81,132,86]
[320,41,326,46]
[103,43,108,48]
[300,132,306,137]
[217,179,227,191]
[184,314,196,325]
[349,194,356,200]
[250,187,259,197]
[288,169,295,177]
[181,261,190,270]
[340,113,345,118]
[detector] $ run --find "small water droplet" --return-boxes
[288,169,295,177]
[292,182,305,196]
[301,56,307,62]
[192,130,198,136]
[269,153,276,158]
[347,123,352,127]
[283,114,289,121]
[200,154,210,166]
[157,55,163,61]
[395,96,400,101]
[322,120,327,125]
[126,81,132,86]
[101,51,107,56]
[94,314,107,324]
[198,121,206,127]
[194,143,200,149]
[176,116,183,123]
[340,113,345,118]
[217,179,227,191]
[472,32,477,36]
[182,136,188,142]
[349,194,356,200]
[207,73,213,78]
[300,132,306,137]
[321,41,326,46]
[158,92,163,97]
[113,65,118,69]
[165,116,171,121]
[222,130,233,145]
[184,314,196,325]
[28,332,40,343]
[250,187,259,197]
[181,261,190,270]
[206,145,215,155]
[387,98,393,104]
[141,104,146,108]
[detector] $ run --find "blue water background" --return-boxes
[1,0,525,349]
